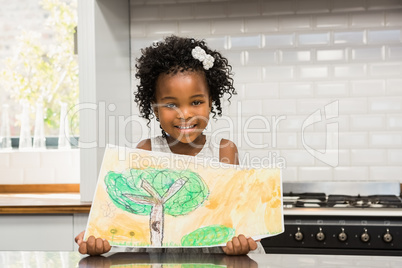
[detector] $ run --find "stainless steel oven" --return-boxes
[261,182,402,256]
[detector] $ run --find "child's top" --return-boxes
[121,135,266,254]
[150,135,220,159]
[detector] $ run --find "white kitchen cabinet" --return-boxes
[0,214,88,251]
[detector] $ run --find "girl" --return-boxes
[76,35,265,255]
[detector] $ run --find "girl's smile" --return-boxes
[153,70,212,153]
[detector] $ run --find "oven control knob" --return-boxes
[294,227,304,241]
[338,228,348,242]
[316,227,325,241]
[360,228,370,243]
[383,229,393,243]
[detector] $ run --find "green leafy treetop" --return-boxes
[105,168,209,246]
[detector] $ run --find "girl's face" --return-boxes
[153,71,212,145]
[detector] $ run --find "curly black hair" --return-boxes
[134,35,236,128]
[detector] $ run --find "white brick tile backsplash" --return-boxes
[244,83,279,99]
[369,166,402,181]
[244,17,278,33]
[299,66,329,79]
[146,21,178,36]
[279,15,312,30]
[296,98,333,114]
[281,49,311,63]
[263,66,294,81]
[205,36,229,50]
[10,151,41,168]
[55,167,80,184]
[227,1,260,17]
[298,167,333,181]
[333,31,365,45]
[233,66,262,82]
[128,0,402,183]
[280,149,316,166]
[339,132,369,148]
[0,169,24,184]
[315,82,349,97]
[281,166,298,181]
[296,0,330,14]
[162,4,193,20]
[351,46,384,61]
[338,98,367,115]
[194,2,227,19]
[367,0,402,10]
[262,0,295,15]
[316,49,346,61]
[130,5,160,21]
[212,18,244,35]
[178,20,211,36]
[333,167,369,181]
[230,35,262,49]
[274,132,298,149]
[387,114,402,129]
[279,82,314,98]
[367,29,401,44]
[315,14,348,28]
[388,149,402,164]
[388,46,402,61]
[351,80,385,96]
[351,12,385,28]
[370,63,402,77]
[0,153,10,167]
[130,22,146,37]
[277,115,310,132]
[262,99,297,115]
[245,50,277,65]
[223,50,244,66]
[298,32,330,46]
[332,0,366,12]
[23,168,55,184]
[334,64,367,78]
[386,79,402,95]
[368,97,402,112]
[350,115,385,130]
[370,132,402,147]
[385,11,402,26]
[351,149,387,165]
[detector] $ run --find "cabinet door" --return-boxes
[0,215,73,251]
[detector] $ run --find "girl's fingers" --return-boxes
[231,236,241,255]
[247,237,258,251]
[95,238,104,255]
[103,239,112,253]
[238,235,249,254]
[78,241,87,255]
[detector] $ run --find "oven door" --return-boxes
[261,215,402,256]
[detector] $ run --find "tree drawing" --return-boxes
[104,168,209,246]
[181,225,235,247]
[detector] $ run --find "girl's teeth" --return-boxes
[178,125,195,129]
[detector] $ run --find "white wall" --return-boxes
[129,0,402,183]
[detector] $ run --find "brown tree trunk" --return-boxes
[150,202,164,247]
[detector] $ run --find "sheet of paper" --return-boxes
[84,145,284,248]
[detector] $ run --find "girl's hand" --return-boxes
[75,230,111,255]
[222,234,258,255]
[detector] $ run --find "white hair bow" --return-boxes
[191,46,215,70]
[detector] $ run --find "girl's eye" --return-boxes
[192,101,203,106]
[165,103,176,108]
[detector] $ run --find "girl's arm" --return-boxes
[219,139,239,165]
[136,139,152,151]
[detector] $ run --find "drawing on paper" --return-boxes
[84,146,283,248]
[104,168,209,246]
